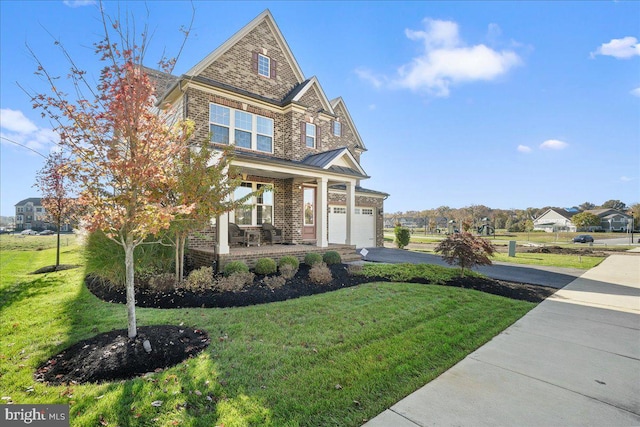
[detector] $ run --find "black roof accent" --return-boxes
[301,147,349,168]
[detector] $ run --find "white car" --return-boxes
[20,229,38,235]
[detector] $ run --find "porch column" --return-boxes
[316,177,328,247]
[346,181,356,245]
[217,212,230,255]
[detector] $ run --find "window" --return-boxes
[362,208,374,215]
[333,207,346,214]
[305,123,316,148]
[16,215,23,222]
[233,182,274,226]
[17,207,24,213]
[333,121,341,137]
[209,103,273,153]
[258,54,270,77]
[36,207,43,213]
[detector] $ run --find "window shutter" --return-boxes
[252,51,259,73]
[270,58,277,79]
[340,121,343,137]
[300,122,306,145]
[316,124,321,150]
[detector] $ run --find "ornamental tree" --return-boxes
[571,212,601,230]
[29,9,193,339]
[34,151,78,268]
[435,232,495,277]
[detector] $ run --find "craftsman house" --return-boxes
[154,10,388,266]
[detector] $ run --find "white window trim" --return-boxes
[209,103,274,153]
[333,121,341,137]
[232,181,274,226]
[306,123,316,148]
[257,54,271,78]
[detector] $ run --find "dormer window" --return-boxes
[257,54,270,77]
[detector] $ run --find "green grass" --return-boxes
[491,252,604,269]
[0,233,77,252]
[1,240,536,426]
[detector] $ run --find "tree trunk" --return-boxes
[55,219,61,268]
[175,235,181,283]
[179,234,187,280]
[124,238,137,339]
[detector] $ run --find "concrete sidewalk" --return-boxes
[363,254,640,426]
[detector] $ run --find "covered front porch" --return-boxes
[189,242,361,270]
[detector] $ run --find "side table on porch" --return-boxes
[244,229,261,247]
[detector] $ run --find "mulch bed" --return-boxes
[37,263,555,385]
[31,264,80,274]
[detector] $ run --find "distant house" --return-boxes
[533,208,632,232]
[14,198,72,232]
[533,209,577,232]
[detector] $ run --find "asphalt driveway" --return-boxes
[361,247,585,288]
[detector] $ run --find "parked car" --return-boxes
[38,230,55,235]
[20,229,38,235]
[573,234,594,243]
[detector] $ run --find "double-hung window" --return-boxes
[305,123,316,148]
[209,103,273,153]
[333,121,341,137]
[233,182,274,226]
[257,54,270,78]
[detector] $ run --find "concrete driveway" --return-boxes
[361,247,584,288]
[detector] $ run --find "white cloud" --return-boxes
[517,145,532,153]
[539,139,568,150]
[392,18,522,96]
[63,0,96,8]
[354,68,384,89]
[631,87,640,97]
[0,108,38,134]
[0,109,58,156]
[591,36,640,59]
[620,176,633,182]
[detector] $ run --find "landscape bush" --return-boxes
[84,230,174,287]
[322,251,342,265]
[394,225,411,249]
[254,257,277,275]
[308,262,333,285]
[278,263,297,280]
[223,261,249,276]
[214,271,255,292]
[278,255,300,271]
[148,273,177,292]
[261,274,286,290]
[184,266,214,292]
[304,252,323,266]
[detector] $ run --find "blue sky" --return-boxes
[1,1,639,217]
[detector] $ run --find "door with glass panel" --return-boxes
[301,186,316,240]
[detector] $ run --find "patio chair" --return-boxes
[262,223,283,244]
[228,222,246,246]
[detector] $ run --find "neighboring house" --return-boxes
[154,10,388,254]
[533,208,632,232]
[583,209,632,232]
[14,198,72,232]
[532,209,577,232]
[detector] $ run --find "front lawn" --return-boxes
[1,242,536,426]
[491,252,604,269]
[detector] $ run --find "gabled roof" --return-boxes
[15,198,42,206]
[288,76,334,114]
[330,97,367,151]
[536,208,577,220]
[186,9,305,83]
[302,147,366,176]
[584,208,631,218]
[328,184,389,198]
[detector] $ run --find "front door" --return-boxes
[302,186,316,241]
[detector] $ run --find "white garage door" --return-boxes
[328,206,375,248]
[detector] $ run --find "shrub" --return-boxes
[184,266,214,292]
[434,232,495,277]
[322,251,342,265]
[262,275,286,290]
[308,262,333,285]
[148,273,177,292]
[223,261,249,277]
[278,255,300,271]
[254,257,277,275]
[304,252,323,267]
[278,263,297,280]
[394,225,411,249]
[214,271,254,292]
[84,230,174,287]
[347,264,363,275]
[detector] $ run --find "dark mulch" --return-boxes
[526,245,610,256]
[31,264,80,274]
[35,325,209,385]
[40,263,554,385]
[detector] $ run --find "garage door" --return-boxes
[328,206,375,248]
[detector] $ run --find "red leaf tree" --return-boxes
[434,232,496,277]
[34,151,77,268]
[29,9,194,338]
